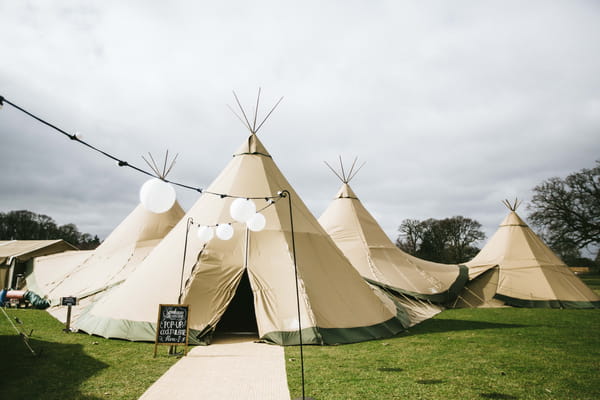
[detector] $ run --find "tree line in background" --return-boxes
[0,210,101,250]
[397,160,599,269]
[528,160,599,269]
[1,162,597,267]
[396,216,485,264]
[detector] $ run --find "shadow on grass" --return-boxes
[0,334,107,400]
[399,318,524,337]
[377,367,404,372]
[416,379,445,384]
[480,392,518,399]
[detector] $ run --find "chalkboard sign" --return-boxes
[61,296,77,306]
[154,304,190,357]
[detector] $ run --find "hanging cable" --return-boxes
[0,95,287,201]
[0,96,204,191]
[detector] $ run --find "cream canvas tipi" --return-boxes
[454,200,600,308]
[77,133,421,345]
[27,201,185,322]
[318,159,468,306]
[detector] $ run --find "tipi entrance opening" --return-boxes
[214,269,258,340]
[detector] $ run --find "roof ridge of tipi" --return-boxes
[99,150,186,249]
[233,133,272,158]
[502,198,521,212]
[497,198,528,228]
[229,89,283,159]
[324,156,366,199]
[334,183,359,200]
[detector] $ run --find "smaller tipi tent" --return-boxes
[454,200,600,309]
[27,201,185,322]
[318,159,468,305]
[26,250,93,295]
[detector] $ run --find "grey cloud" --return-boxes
[1,1,599,244]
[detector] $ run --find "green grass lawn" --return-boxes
[286,307,600,400]
[581,273,600,295]
[0,308,179,399]
[2,281,599,400]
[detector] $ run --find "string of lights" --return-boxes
[196,198,279,228]
[0,95,284,201]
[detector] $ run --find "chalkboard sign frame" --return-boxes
[60,296,78,332]
[61,296,78,306]
[154,304,190,357]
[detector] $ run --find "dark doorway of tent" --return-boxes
[213,269,259,343]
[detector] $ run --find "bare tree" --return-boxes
[528,161,600,260]
[397,216,485,264]
[396,219,423,254]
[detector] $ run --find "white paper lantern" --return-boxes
[216,224,234,240]
[230,198,256,222]
[139,178,176,214]
[196,225,214,242]
[246,212,266,232]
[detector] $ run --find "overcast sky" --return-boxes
[1,1,599,246]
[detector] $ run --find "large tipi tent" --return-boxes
[26,250,93,297]
[27,201,185,322]
[318,161,468,305]
[454,200,600,309]
[76,133,432,345]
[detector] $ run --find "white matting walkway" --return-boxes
[139,335,291,400]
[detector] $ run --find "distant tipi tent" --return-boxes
[318,158,468,306]
[77,132,424,345]
[454,199,600,308]
[27,200,185,323]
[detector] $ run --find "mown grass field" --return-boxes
[286,307,600,400]
[0,308,179,399]
[286,274,600,399]
[1,274,598,399]
[582,273,600,295]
